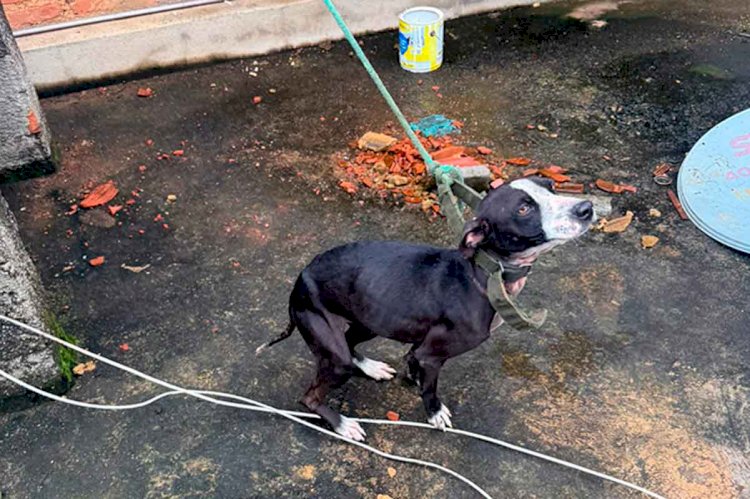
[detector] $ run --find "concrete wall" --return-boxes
[15,0,546,90]
[1,0,154,30]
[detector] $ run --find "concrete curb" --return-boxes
[17,0,546,91]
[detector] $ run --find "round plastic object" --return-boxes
[678,109,750,253]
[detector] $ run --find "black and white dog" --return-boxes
[259,177,594,441]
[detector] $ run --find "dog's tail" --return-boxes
[255,321,296,355]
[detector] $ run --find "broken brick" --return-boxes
[595,179,638,194]
[667,189,688,220]
[88,256,105,267]
[80,181,118,208]
[538,168,571,183]
[554,182,585,194]
[506,157,532,166]
[27,110,42,135]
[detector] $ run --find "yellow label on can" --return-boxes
[399,12,444,73]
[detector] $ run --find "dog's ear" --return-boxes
[459,218,489,258]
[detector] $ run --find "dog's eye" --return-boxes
[517,203,532,216]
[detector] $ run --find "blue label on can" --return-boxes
[399,32,409,55]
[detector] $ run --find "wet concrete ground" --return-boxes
[2,0,750,497]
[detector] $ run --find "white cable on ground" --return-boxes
[0,314,665,499]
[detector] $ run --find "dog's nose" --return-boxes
[573,200,594,221]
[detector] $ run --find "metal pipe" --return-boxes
[12,0,227,38]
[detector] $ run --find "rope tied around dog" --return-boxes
[322,0,546,331]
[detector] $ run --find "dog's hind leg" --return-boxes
[295,310,366,441]
[346,325,396,382]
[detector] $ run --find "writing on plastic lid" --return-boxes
[678,108,750,253]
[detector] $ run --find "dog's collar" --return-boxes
[473,249,532,283]
[471,249,546,331]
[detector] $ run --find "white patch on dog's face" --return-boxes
[510,179,595,242]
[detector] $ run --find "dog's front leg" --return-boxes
[416,355,452,430]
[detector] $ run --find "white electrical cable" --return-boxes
[0,314,665,499]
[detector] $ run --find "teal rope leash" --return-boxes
[322,0,460,184]
[319,0,551,333]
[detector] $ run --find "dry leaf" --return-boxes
[387,467,397,478]
[121,263,151,273]
[137,87,153,97]
[641,235,659,249]
[649,208,662,218]
[73,361,96,375]
[596,211,634,233]
[295,465,316,481]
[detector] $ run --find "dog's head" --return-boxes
[460,177,595,294]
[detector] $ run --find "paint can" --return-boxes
[399,6,444,73]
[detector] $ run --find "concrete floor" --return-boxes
[2,0,749,497]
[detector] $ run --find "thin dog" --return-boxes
[258,177,595,441]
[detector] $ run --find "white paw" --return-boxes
[353,357,396,381]
[428,404,453,431]
[335,416,367,441]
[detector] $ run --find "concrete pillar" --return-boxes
[0,5,58,397]
[0,195,59,398]
[0,3,53,178]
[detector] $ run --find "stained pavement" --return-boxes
[1,0,749,497]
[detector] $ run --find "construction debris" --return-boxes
[336,132,499,213]
[410,114,461,138]
[80,181,118,209]
[667,189,689,220]
[88,256,105,267]
[595,179,638,194]
[554,182,585,194]
[357,132,398,152]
